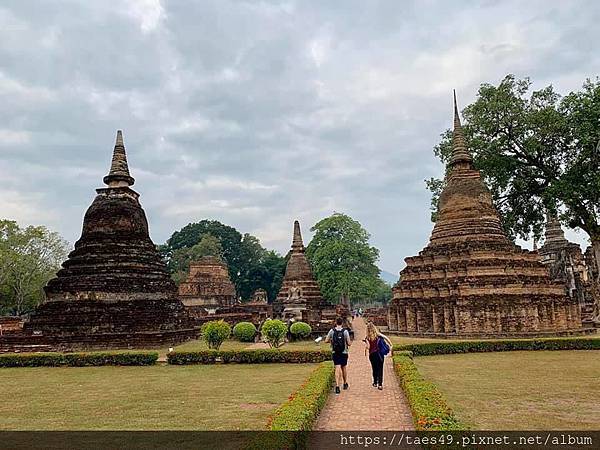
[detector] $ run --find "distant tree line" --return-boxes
[158,220,287,302]
[159,215,393,306]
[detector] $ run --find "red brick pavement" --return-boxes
[313,317,414,430]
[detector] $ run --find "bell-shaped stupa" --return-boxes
[275,221,325,319]
[388,94,584,337]
[24,131,197,349]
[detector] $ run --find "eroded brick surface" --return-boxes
[388,101,583,337]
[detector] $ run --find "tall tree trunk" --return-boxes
[590,236,600,323]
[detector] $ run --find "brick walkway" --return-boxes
[313,317,414,430]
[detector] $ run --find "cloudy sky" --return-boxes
[1,0,598,276]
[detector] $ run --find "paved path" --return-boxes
[314,317,414,430]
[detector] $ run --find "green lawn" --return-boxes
[415,350,600,430]
[0,364,318,430]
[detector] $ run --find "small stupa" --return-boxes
[275,221,324,319]
[539,213,596,323]
[387,94,584,337]
[24,131,197,349]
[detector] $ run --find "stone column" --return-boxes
[406,306,417,332]
[398,308,406,332]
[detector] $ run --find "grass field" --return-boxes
[0,364,318,430]
[415,350,600,430]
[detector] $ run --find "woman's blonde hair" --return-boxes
[366,321,380,341]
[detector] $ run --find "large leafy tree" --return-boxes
[159,220,286,301]
[0,220,69,315]
[427,75,600,279]
[306,213,382,305]
[169,234,224,285]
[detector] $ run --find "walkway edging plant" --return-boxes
[244,361,335,449]
[393,353,466,431]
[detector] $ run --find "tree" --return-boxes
[160,220,286,300]
[0,220,69,315]
[428,75,600,278]
[373,279,393,304]
[306,213,381,305]
[169,234,224,284]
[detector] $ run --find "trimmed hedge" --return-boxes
[393,353,466,431]
[394,337,600,356]
[0,351,158,367]
[233,322,257,342]
[167,349,331,365]
[201,320,231,350]
[261,319,288,348]
[268,361,335,430]
[245,362,335,450]
[289,322,312,339]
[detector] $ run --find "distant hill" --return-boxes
[380,270,398,285]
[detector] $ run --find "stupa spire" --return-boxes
[103,130,135,187]
[449,90,473,167]
[292,220,304,249]
[544,211,568,246]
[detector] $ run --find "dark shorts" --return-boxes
[332,352,348,367]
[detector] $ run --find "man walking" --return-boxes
[325,317,351,394]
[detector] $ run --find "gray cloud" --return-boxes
[0,0,598,275]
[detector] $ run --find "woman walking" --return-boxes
[364,322,392,390]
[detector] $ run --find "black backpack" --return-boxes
[332,328,346,354]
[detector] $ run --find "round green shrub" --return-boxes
[201,320,231,350]
[289,321,312,339]
[233,322,257,342]
[261,319,288,348]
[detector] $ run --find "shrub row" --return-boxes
[0,351,158,367]
[394,336,600,356]
[268,361,335,430]
[393,353,466,431]
[244,362,335,450]
[167,349,331,365]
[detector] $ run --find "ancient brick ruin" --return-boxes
[274,221,325,321]
[177,257,274,327]
[538,214,598,325]
[387,94,586,337]
[8,131,198,351]
[0,317,23,335]
[250,288,268,304]
[242,288,273,323]
[178,256,237,316]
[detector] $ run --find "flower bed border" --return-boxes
[393,351,466,431]
[245,361,335,449]
[0,351,158,367]
[167,348,331,365]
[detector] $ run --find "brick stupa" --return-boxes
[178,256,237,315]
[275,221,325,319]
[539,214,596,324]
[24,131,197,349]
[387,94,584,337]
